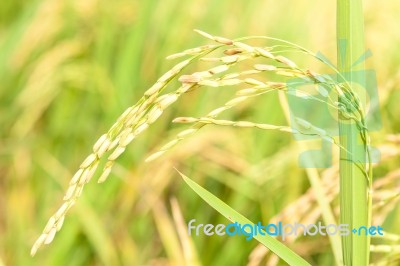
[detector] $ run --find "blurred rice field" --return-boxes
[1,0,400,265]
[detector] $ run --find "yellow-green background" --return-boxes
[1,0,399,265]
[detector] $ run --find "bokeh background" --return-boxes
[1,0,400,265]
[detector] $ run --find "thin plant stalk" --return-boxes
[337,0,371,265]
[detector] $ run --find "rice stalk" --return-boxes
[172,116,361,163]
[145,82,286,162]
[31,29,370,264]
[337,0,372,265]
[30,51,215,256]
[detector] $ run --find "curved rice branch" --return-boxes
[198,30,365,131]
[32,30,372,256]
[234,34,371,178]
[173,117,295,132]
[233,32,371,180]
[234,35,367,123]
[197,29,366,126]
[31,46,224,256]
[187,30,362,126]
[173,116,369,178]
[145,67,344,163]
[144,35,347,162]
[31,36,275,255]
[145,81,287,162]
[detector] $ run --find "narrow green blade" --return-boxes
[178,170,311,266]
[337,0,370,265]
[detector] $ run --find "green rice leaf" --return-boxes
[178,170,311,266]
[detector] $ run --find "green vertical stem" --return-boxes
[337,0,371,265]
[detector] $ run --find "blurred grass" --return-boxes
[1,0,400,265]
